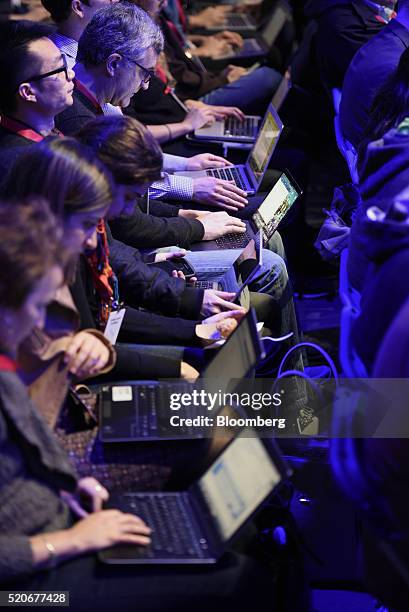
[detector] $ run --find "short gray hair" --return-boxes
[77,2,164,67]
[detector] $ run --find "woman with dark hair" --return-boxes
[358,46,409,165]
[0,197,272,612]
[1,136,219,383]
[3,135,244,491]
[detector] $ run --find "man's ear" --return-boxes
[17,83,37,104]
[71,0,85,18]
[106,53,122,77]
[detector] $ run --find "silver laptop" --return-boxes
[192,232,262,290]
[193,113,261,143]
[193,72,291,143]
[99,429,291,564]
[99,309,263,442]
[176,103,284,195]
[191,171,301,252]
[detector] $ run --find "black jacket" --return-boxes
[106,224,204,319]
[126,74,187,125]
[55,85,98,136]
[110,202,204,250]
[56,88,206,248]
[306,0,385,90]
[70,256,200,379]
[159,13,229,100]
[0,126,36,184]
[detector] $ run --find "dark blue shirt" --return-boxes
[340,19,409,148]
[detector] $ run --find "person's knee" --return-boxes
[261,249,287,281]
[252,66,283,92]
[267,231,286,260]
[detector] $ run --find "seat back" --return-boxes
[339,248,367,377]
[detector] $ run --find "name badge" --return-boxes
[104,308,126,345]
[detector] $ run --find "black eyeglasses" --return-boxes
[126,58,155,84]
[23,54,70,86]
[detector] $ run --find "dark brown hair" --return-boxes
[2,136,114,220]
[0,197,64,309]
[75,115,163,186]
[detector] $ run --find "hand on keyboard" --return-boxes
[200,211,246,241]
[185,153,232,171]
[201,289,246,317]
[214,31,244,50]
[68,509,152,553]
[192,177,248,212]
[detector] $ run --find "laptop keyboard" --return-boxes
[206,167,247,191]
[122,493,208,559]
[225,116,258,139]
[226,14,251,27]
[193,280,220,289]
[215,232,251,248]
[131,383,202,438]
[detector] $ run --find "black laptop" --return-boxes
[201,0,281,32]
[99,428,291,564]
[99,309,263,442]
[191,170,301,252]
[214,0,291,60]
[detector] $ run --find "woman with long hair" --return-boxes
[0,197,272,612]
[3,135,242,491]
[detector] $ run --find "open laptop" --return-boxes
[271,69,291,111]
[99,429,291,564]
[192,170,301,252]
[192,232,263,290]
[193,72,291,143]
[216,0,291,60]
[176,102,283,195]
[99,309,263,442]
[202,0,279,32]
[193,113,261,144]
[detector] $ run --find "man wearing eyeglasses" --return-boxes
[55,2,249,213]
[0,21,75,178]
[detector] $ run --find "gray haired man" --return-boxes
[55,2,249,211]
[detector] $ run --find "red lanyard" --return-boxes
[0,116,44,143]
[0,355,17,372]
[166,18,187,48]
[175,0,188,32]
[0,116,64,140]
[74,79,103,115]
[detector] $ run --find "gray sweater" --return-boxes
[0,370,77,583]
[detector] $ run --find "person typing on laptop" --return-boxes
[75,116,305,364]
[129,0,283,115]
[0,200,285,612]
[54,3,249,214]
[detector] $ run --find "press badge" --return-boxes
[103,308,126,345]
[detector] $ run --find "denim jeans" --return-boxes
[200,66,283,115]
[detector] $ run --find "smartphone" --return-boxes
[153,258,196,279]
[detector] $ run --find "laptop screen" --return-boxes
[199,434,282,541]
[202,310,260,383]
[247,104,283,185]
[252,172,300,241]
[261,1,289,47]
